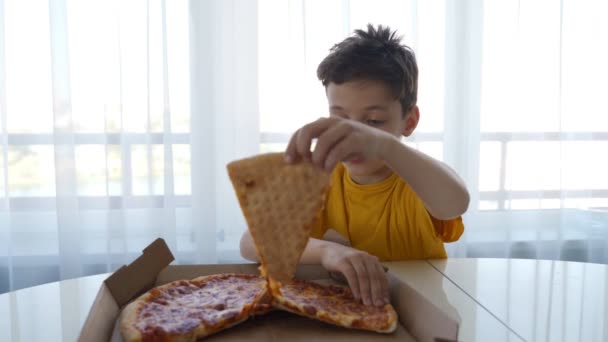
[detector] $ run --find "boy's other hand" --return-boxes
[285,117,391,172]
[320,242,389,307]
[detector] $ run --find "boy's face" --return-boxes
[327,80,416,180]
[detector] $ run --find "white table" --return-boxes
[2,259,605,341]
[430,258,608,342]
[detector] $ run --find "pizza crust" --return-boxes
[273,301,397,333]
[119,298,144,342]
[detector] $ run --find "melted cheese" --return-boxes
[135,275,265,338]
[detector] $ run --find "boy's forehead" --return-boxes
[326,80,397,105]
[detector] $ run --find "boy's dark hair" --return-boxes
[317,24,418,114]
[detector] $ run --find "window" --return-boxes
[478,0,608,210]
[257,0,608,213]
[0,0,194,267]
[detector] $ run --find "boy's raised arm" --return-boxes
[381,135,470,220]
[285,115,470,220]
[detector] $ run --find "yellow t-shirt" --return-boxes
[311,164,464,260]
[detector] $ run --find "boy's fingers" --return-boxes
[374,261,390,305]
[295,118,331,162]
[284,129,300,163]
[295,129,312,161]
[350,258,372,306]
[340,265,360,301]
[312,122,350,168]
[324,135,357,172]
[365,258,386,306]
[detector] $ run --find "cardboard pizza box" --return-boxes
[79,238,459,342]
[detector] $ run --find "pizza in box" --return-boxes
[118,153,398,341]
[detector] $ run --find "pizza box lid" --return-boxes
[78,238,459,342]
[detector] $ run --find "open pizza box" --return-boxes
[79,238,459,342]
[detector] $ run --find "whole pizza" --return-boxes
[119,273,397,342]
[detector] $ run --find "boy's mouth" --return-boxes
[348,157,364,164]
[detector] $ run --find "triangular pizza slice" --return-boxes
[227,152,330,283]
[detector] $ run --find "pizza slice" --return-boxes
[227,152,330,283]
[119,274,269,342]
[269,278,398,333]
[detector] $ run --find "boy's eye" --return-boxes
[366,119,386,126]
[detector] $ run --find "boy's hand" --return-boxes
[285,117,392,172]
[320,242,389,306]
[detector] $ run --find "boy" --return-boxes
[240,25,469,308]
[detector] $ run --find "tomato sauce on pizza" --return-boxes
[120,274,269,342]
[271,278,398,333]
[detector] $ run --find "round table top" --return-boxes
[1,258,606,341]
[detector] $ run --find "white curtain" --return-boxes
[0,0,259,293]
[1,0,607,293]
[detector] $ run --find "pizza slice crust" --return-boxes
[271,298,398,334]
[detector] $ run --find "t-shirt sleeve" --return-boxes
[429,214,464,242]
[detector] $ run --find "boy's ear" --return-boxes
[402,105,419,137]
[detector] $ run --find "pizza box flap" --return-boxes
[79,238,174,342]
[105,238,175,307]
[79,281,121,342]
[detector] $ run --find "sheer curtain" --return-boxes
[455,0,608,262]
[1,0,607,294]
[0,0,258,293]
